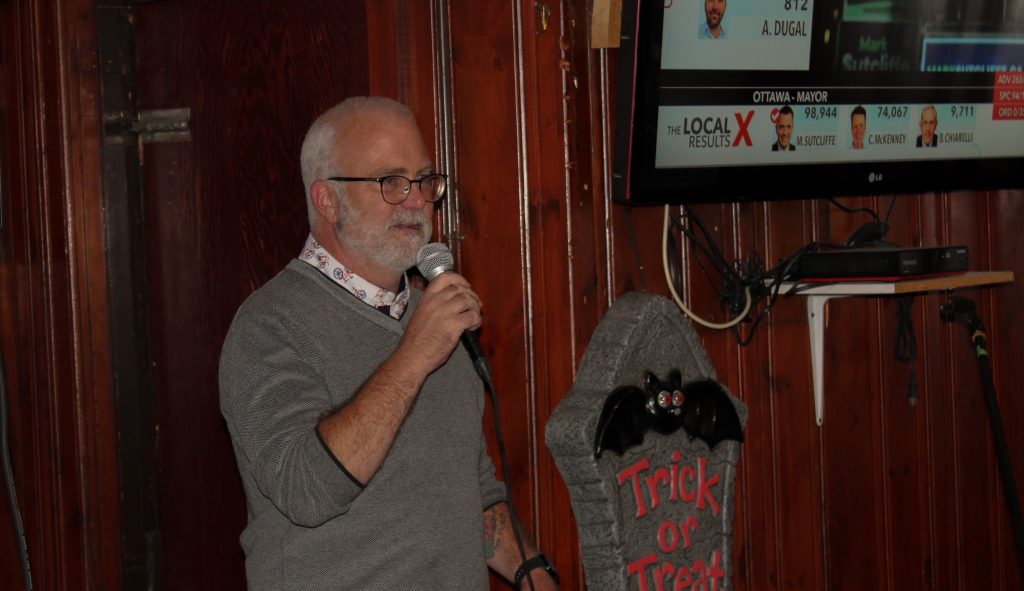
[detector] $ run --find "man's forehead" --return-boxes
[336,115,431,171]
[339,109,418,138]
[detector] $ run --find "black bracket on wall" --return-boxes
[103,107,191,145]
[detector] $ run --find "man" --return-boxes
[772,105,795,151]
[220,97,558,590]
[850,105,867,149]
[699,0,727,39]
[916,105,938,147]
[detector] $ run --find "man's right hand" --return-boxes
[398,271,482,377]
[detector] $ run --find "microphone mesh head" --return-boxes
[416,242,455,281]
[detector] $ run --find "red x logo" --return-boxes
[732,110,754,147]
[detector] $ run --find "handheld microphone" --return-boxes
[417,242,537,589]
[416,243,493,384]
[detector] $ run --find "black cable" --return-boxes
[882,195,898,226]
[664,201,894,346]
[669,214,719,285]
[671,210,747,306]
[667,219,739,312]
[731,244,812,345]
[974,344,1024,576]
[893,296,919,405]
[666,207,823,345]
[676,213,750,313]
[940,297,1024,575]
[664,227,686,295]
[480,371,536,591]
[1,338,33,590]
[2,126,30,591]
[827,196,879,221]
[679,207,744,284]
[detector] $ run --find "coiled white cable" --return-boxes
[662,204,752,330]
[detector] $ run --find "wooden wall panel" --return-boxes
[447,1,551,586]
[133,0,371,587]
[0,0,121,589]
[559,2,617,586]
[761,200,826,591]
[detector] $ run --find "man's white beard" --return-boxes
[335,198,432,277]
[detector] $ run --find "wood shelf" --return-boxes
[778,271,1015,426]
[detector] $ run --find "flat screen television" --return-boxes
[612,0,1024,204]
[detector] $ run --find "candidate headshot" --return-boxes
[916,105,938,148]
[850,105,867,150]
[772,106,795,151]
[699,0,727,39]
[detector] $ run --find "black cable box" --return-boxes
[792,245,969,280]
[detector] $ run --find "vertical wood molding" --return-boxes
[0,0,121,589]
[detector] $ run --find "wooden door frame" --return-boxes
[0,0,121,588]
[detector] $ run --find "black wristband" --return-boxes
[514,554,559,587]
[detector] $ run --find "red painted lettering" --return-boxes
[628,552,659,591]
[629,551,726,591]
[674,564,693,591]
[646,467,671,512]
[670,451,682,501]
[618,458,652,517]
[617,454,725,520]
[690,560,708,590]
[658,520,680,553]
[654,562,676,591]
[708,551,726,591]
[697,457,721,515]
[680,515,699,549]
[680,465,697,502]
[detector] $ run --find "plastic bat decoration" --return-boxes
[593,369,744,457]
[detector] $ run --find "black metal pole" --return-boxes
[973,335,1024,574]
[941,296,1024,576]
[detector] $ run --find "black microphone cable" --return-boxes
[1,337,33,591]
[416,243,537,591]
[480,367,537,591]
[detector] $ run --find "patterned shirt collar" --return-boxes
[298,234,411,320]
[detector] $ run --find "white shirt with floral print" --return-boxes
[298,234,410,320]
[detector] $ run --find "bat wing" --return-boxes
[593,385,650,457]
[679,379,745,449]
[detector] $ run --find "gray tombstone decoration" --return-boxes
[546,292,747,590]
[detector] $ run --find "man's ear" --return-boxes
[310,180,340,224]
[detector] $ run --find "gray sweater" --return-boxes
[220,260,506,590]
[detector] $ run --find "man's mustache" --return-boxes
[388,212,429,227]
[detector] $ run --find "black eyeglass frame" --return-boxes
[328,173,448,204]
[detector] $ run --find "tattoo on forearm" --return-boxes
[483,510,497,559]
[485,502,542,575]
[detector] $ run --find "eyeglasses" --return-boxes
[328,173,448,205]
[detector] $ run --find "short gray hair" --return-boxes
[299,97,417,226]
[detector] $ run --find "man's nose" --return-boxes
[402,182,428,209]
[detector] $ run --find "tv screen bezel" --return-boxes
[612,0,1024,206]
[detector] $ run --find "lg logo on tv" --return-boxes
[868,172,884,183]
